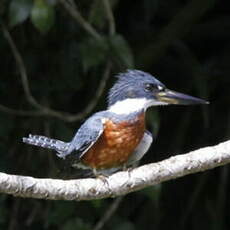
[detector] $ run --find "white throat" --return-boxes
[108,98,167,115]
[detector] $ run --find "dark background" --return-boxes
[0,0,230,229]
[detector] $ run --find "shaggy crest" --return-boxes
[108,70,164,106]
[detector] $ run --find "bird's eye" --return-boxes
[144,83,157,92]
[145,83,165,92]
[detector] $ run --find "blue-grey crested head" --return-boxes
[108,70,165,106]
[108,70,209,112]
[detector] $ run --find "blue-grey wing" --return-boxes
[70,114,105,158]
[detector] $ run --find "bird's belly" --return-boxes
[81,113,145,169]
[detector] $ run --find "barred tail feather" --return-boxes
[22,134,72,158]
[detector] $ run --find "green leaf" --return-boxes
[9,0,33,27]
[108,34,134,68]
[80,37,109,72]
[30,0,55,33]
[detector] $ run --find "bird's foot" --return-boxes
[122,164,134,173]
[93,168,109,186]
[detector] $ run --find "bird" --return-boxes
[23,70,208,176]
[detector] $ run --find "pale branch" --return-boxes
[1,140,230,201]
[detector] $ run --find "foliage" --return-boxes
[0,0,230,229]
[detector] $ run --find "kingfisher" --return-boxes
[23,70,208,175]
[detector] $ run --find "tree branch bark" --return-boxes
[1,140,230,201]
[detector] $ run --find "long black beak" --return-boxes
[156,89,209,105]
